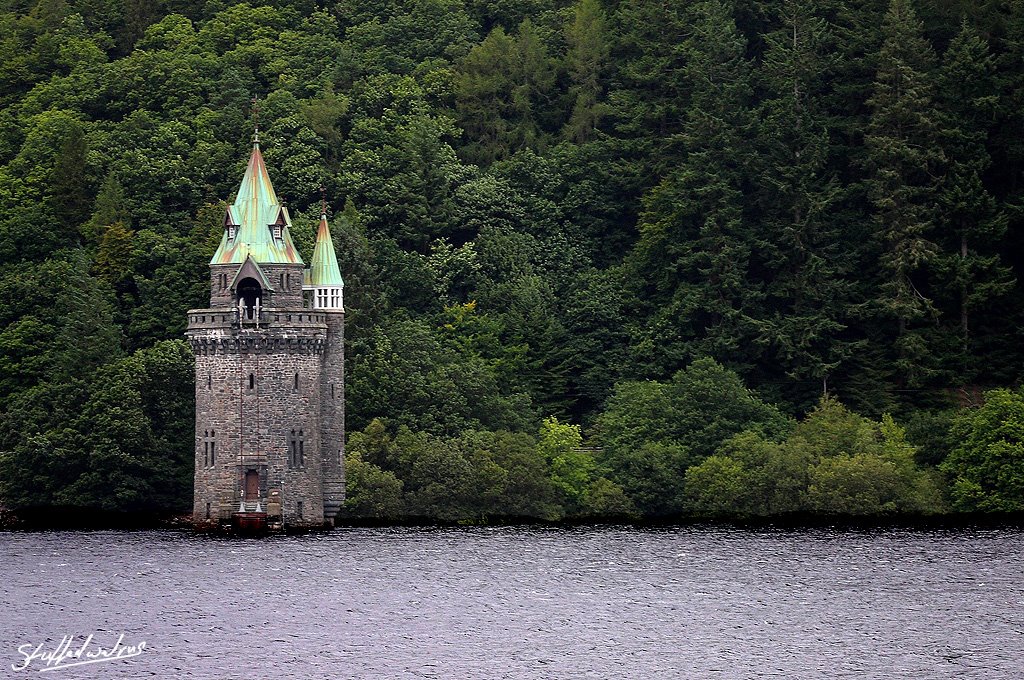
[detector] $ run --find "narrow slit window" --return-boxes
[297,501,303,518]
[330,383,335,399]
[207,373,212,389]
[210,440,215,466]
[249,374,255,390]
[206,502,211,519]
[294,373,299,391]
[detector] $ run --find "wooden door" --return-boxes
[245,470,259,499]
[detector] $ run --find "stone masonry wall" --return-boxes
[189,312,329,528]
[209,263,306,308]
[319,309,345,520]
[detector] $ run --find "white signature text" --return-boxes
[12,633,146,672]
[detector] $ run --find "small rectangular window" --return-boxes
[294,373,299,391]
[206,502,211,519]
[249,374,255,390]
[210,441,215,466]
[299,439,304,466]
[297,501,303,518]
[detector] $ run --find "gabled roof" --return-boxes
[210,143,304,265]
[229,255,274,292]
[306,211,344,287]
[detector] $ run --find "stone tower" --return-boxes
[186,141,345,530]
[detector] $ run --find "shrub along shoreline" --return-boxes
[4,356,1024,529]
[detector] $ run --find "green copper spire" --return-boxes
[307,208,344,287]
[210,143,304,265]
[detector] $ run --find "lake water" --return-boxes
[1,526,1022,678]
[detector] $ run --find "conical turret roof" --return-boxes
[210,143,304,265]
[307,210,344,286]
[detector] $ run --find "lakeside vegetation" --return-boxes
[1,0,1024,523]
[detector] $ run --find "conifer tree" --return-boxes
[932,23,1013,374]
[629,0,758,375]
[754,0,852,403]
[563,0,610,143]
[49,123,90,239]
[863,0,942,386]
[456,20,555,166]
[609,0,692,176]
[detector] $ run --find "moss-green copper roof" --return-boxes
[210,144,304,265]
[307,212,344,286]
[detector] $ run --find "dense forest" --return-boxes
[1,0,1023,523]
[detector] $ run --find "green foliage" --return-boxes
[753,0,852,405]
[863,0,943,385]
[930,22,1013,377]
[341,419,560,521]
[685,397,944,517]
[942,389,1024,512]
[342,451,404,519]
[348,314,535,436]
[537,416,594,510]
[596,358,791,516]
[0,0,1020,520]
[563,0,609,143]
[455,19,556,166]
[0,340,194,512]
[627,0,759,376]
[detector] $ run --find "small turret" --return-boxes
[303,201,344,310]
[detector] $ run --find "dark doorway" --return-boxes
[236,277,262,318]
[245,470,259,499]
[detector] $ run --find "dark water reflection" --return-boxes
[2,526,1022,678]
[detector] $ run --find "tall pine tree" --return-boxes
[931,22,1013,379]
[563,0,610,143]
[754,0,853,405]
[629,0,759,377]
[863,0,942,387]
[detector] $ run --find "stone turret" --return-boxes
[305,206,345,520]
[186,141,345,530]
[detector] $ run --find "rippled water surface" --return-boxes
[2,526,1023,678]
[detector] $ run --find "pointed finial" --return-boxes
[251,95,260,145]
[320,186,327,217]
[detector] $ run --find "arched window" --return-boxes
[236,277,262,319]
